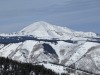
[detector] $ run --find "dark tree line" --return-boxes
[0,57,66,75]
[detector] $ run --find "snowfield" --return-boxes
[65,42,100,66]
[0,40,100,74]
[38,62,66,74]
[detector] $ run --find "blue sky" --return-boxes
[0,0,100,34]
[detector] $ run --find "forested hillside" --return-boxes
[0,57,63,75]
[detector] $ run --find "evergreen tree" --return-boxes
[0,57,60,75]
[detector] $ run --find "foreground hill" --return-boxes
[0,57,59,75]
[0,40,100,74]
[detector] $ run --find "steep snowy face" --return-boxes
[75,45,100,74]
[0,40,58,63]
[0,40,100,74]
[19,21,73,39]
[20,21,51,37]
[19,21,100,39]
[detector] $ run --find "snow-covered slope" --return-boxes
[19,21,100,40]
[38,62,67,74]
[0,40,100,74]
[65,42,99,66]
[0,21,100,74]
[0,21,100,41]
[0,40,58,63]
[0,44,4,49]
[38,62,95,75]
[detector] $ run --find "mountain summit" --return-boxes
[0,21,99,40]
[19,21,99,40]
[19,21,73,39]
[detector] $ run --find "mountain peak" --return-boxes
[37,21,48,23]
[19,21,99,39]
[19,21,73,39]
[31,21,51,26]
[21,21,55,32]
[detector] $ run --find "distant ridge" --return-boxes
[19,21,100,40]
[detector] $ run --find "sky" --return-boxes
[0,0,100,34]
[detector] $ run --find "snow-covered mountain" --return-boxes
[0,40,100,74]
[0,21,97,39]
[0,21,100,40]
[0,21,100,74]
[19,21,100,40]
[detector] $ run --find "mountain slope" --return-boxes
[0,21,100,74]
[19,21,100,40]
[0,40,58,63]
[0,40,100,74]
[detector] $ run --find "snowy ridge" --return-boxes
[0,40,100,74]
[0,40,58,63]
[19,21,100,40]
[0,21,99,40]
[0,21,100,74]
[65,42,99,66]
[0,43,22,57]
